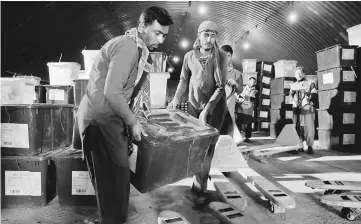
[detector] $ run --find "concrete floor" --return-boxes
[2,133,361,224]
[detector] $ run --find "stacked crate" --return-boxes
[316,44,359,150]
[270,60,297,138]
[1,61,96,208]
[255,61,275,132]
[1,91,76,208]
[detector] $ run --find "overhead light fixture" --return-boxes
[243,43,250,50]
[288,11,298,23]
[180,39,189,49]
[199,5,207,14]
[172,56,180,63]
[168,67,174,73]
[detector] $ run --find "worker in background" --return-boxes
[167,21,230,208]
[220,45,244,141]
[235,77,258,142]
[289,67,317,154]
[72,6,173,223]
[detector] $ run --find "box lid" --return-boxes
[315,44,359,54]
[1,104,75,109]
[140,109,219,143]
[1,148,64,163]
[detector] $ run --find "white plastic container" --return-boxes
[82,50,100,78]
[149,72,170,108]
[15,76,41,85]
[242,72,258,84]
[274,60,298,78]
[1,77,37,104]
[242,59,257,73]
[47,62,81,86]
[77,70,88,79]
[347,24,361,47]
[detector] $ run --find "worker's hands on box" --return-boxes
[226,78,238,87]
[199,110,208,125]
[131,121,148,141]
[167,98,179,110]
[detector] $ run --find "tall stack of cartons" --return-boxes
[255,61,275,132]
[1,76,76,208]
[269,60,297,138]
[316,44,359,150]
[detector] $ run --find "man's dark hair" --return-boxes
[140,6,173,26]
[249,77,256,82]
[221,45,233,55]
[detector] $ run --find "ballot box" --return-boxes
[130,109,219,193]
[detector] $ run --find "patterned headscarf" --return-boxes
[193,21,223,91]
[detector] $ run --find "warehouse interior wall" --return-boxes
[1,1,361,81]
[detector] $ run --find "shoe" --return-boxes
[191,184,211,210]
[191,184,208,197]
[307,146,314,154]
[243,138,251,143]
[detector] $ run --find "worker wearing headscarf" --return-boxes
[289,67,317,154]
[168,21,230,208]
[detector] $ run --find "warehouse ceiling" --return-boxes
[2,1,361,81]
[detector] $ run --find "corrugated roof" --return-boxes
[2,1,361,79]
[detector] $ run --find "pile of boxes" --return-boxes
[255,61,274,132]
[1,54,94,208]
[316,44,359,150]
[269,60,297,138]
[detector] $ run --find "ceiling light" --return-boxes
[288,12,298,23]
[243,43,250,50]
[172,56,180,63]
[199,5,207,14]
[180,39,189,49]
[168,67,174,73]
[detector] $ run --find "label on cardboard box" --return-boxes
[285,96,292,104]
[284,81,293,89]
[323,72,334,84]
[260,111,268,118]
[343,71,355,82]
[343,134,355,145]
[262,99,270,106]
[129,144,138,173]
[5,171,41,196]
[285,111,293,119]
[262,88,270,95]
[344,91,356,103]
[264,64,272,72]
[49,89,65,101]
[71,171,95,195]
[261,122,270,129]
[262,76,271,84]
[343,113,355,124]
[1,123,29,148]
[341,49,355,60]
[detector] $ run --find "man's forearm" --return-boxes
[204,86,225,115]
[173,79,188,102]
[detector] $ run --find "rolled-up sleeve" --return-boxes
[104,42,138,126]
